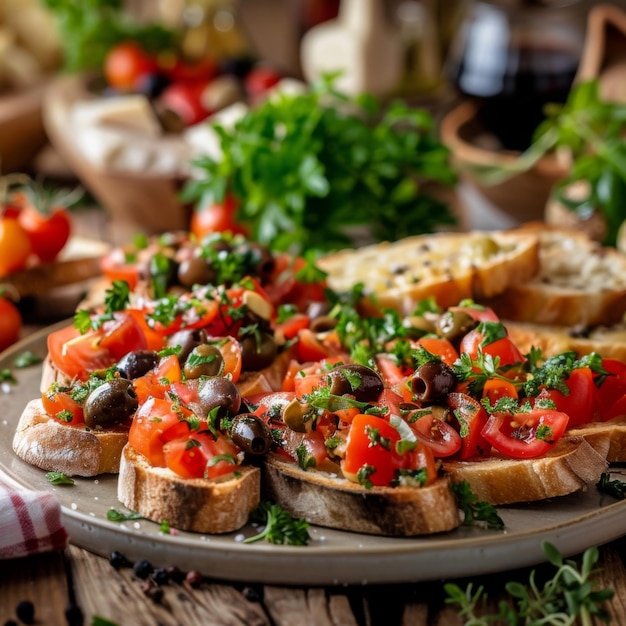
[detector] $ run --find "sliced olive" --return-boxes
[167,328,208,364]
[197,376,241,418]
[230,413,274,456]
[84,379,138,428]
[309,315,337,333]
[327,364,383,402]
[436,310,476,341]
[282,398,311,433]
[410,361,457,402]
[116,350,159,380]
[177,255,217,287]
[240,332,278,371]
[184,344,225,378]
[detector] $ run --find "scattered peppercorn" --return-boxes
[64,603,84,626]
[242,585,262,602]
[165,566,186,583]
[185,570,204,588]
[152,568,170,586]
[3,620,18,626]
[133,559,154,580]
[109,551,131,569]
[15,600,35,624]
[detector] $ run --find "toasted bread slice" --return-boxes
[568,418,626,464]
[443,437,608,506]
[484,226,626,327]
[317,230,540,315]
[504,320,626,361]
[12,399,128,477]
[262,454,460,536]
[117,445,261,534]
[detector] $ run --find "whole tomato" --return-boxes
[190,195,247,240]
[0,215,31,276]
[0,292,22,351]
[159,80,212,126]
[15,185,74,263]
[104,41,158,91]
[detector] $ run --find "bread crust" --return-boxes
[262,454,460,536]
[118,445,261,534]
[317,230,540,315]
[12,399,128,476]
[443,437,608,505]
[568,418,626,464]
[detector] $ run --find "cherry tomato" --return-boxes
[190,195,247,239]
[595,359,626,419]
[99,255,141,291]
[0,216,31,276]
[482,378,519,405]
[160,80,211,126]
[447,392,490,459]
[0,296,21,351]
[18,205,72,263]
[104,41,157,90]
[415,336,460,367]
[409,412,462,458]
[460,322,525,368]
[98,312,148,361]
[244,66,282,102]
[535,366,600,427]
[163,55,219,83]
[481,407,569,459]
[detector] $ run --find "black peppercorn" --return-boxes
[4,620,18,626]
[165,565,186,583]
[15,601,35,624]
[109,550,131,569]
[64,603,84,626]
[133,559,154,580]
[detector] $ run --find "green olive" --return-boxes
[197,376,241,418]
[240,332,278,371]
[282,398,311,433]
[436,310,476,341]
[230,413,274,456]
[84,379,138,428]
[327,364,383,402]
[467,236,500,260]
[183,343,224,378]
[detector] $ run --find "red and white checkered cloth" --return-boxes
[0,482,68,559]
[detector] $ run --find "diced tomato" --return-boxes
[41,388,84,425]
[274,313,310,340]
[125,309,165,352]
[128,397,186,467]
[47,324,116,381]
[447,392,490,459]
[134,354,182,403]
[409,412,462,458]
[99,254,141,291]
[342,414,407,487]
[295,329,336,363]
[535,367,599,427]
[481,408,569,459]
[376,353,411,387]
[293,372,326,399]
[415,336,460,367]
[460,322,525,368]
[214,336,242,383]
[482,378,519,405]
[99,312,148,361]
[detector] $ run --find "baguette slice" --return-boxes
[483,226,626,327]
[568,417,626,464]
[12,398,128,477]
[505,320,626,361]
[317,230,540,315]
[118,445,260,534]
[443,437,608,506]
[262,454,460,536]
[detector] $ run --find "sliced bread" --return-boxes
[317,230,540,315]
[261,454,460,536]
[483,226,626,327]
[442,437,608,506]
[117,445,261,534]
[12,399,128,477]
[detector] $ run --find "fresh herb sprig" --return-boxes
[244,501,310,546]
[182,74,457,254]
[452,481,504,530]
[445,541,614,625]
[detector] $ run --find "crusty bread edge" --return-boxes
[117,445,261,534]
[12,398,128,477]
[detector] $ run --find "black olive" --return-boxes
[116,350,159,380]
[196,376,241,418]
[410,361,457,402]
[240,332,278,371]
[177,255,218,287]
[234,242,275,281]
[183,344,225,378]
[167,328,208,364]
[230,413,273,455]
[327,364,383,402]
[84,379,138,428]
[135,72,171,99]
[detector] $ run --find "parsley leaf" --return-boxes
[244,501,310,546]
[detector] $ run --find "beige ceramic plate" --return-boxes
[1,324,625,586]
